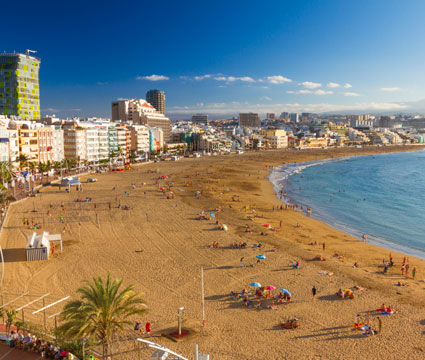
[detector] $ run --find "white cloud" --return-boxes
[261,96,272,101]
[380,87,401,92]
[96,81,108,86]
[266,75,292,84]
[315,90,333,95]
[327,82,340,88]
[194,74,212,80]
[301,81,322,89]
[214,76,255,83]
[288,89,332,95]
[137,74,170,81]
[344,83,352,88]
[344,92,361,97]
[43,108,81,113]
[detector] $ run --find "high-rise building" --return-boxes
[146,89,165,114]
[239,113,260,127]
[289,113,299,123]
[266,113,275,120]
[192,114,208,125]
[0,52,41,119]
[280,112,289,120]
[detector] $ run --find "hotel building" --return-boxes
[146,89,165,114]
[0,52,41,119]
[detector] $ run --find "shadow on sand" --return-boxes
[2,248,26,262]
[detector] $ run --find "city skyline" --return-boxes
[3,0,425,118]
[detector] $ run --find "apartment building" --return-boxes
[128,125,150,154]
[107,124,119,157]
[51,127,64,162]
[19,126,39,162]
[63,128,86,161]
[37,127,54,163]
[259,129,288,149]
[149,127,164,151]
[0,125,9,162]
[7,128,19,164]
[239,113,260,128]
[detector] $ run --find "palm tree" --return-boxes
[53,161,62,175]
[18,154,28,170]
[59,274,146,359]
[38,163,47,183]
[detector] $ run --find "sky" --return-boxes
[3,0,425,119]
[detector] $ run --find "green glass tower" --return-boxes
[0,52,41,119]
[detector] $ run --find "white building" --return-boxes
[51,128,64,162]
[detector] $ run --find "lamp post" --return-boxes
[177,307,185,336]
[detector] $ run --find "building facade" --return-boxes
[0,53,41,119]
[239,113,260,127]
[37,127,54,163]
[192,114,208,125]
[63,128,86,162]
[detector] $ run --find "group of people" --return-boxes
[231,287,292,311]
[8,331,75,359]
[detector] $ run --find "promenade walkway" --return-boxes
[0,343,41,359]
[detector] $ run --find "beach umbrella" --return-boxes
[262,224,270,227]
[280,288,292,297]
[256,254,266,260]
[250,282,262,287]
[266,285,276,290]
[209,212,215,217]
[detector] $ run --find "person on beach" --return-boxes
[144,321,151,336]
[362,234,367,243]
[377,317,382,333]
[240,257,245,267]
[312,286,317,301]
[322,243,325,251]
[412,267,416,279]
[405,263,410,276]
[401,264,405,276]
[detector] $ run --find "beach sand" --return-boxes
[2,145,425,359]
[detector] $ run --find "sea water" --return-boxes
[270,150,425,258]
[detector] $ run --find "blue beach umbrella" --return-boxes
[250,282,262,287]
[209,212,215,217]
[256,254,266,260]
[280,288,292,297]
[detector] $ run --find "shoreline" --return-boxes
[268,149,425,260]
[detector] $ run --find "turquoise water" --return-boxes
[270,150,425,258]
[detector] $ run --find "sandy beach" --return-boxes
[1,145,425,359]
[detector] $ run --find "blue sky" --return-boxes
[3,0,425,118]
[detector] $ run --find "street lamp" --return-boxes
[177,307,185,336]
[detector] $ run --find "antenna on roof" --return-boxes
[25,49,37,56]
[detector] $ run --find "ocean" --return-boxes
[269,149,425,258]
